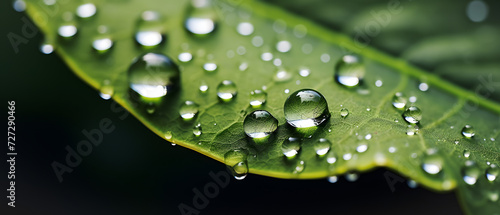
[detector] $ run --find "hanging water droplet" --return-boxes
[185,0,217,36]
[76,3,97,18]
[284,89,290,94]
[284,89,330,128]
[407,180,418,188]
[217,80,237,101]
[276,40,292,53]
[409,96,417,103]
[356,143,368,153]
[274,68,293,82]
[237,22,254,36]
[463,150,471,158]
[99,80,114,100]
[340,108,349,118]
[406,125,418,136]
[486,164,499,182]
[224,149,248,180]
[135,11,165,47]
[249,90,267,107]
[282,137,301,158]
[171,143,176,146]
[128,53,180,98]
[334,55,365,87]
[462,161,480,185]
[327,176,338,183]
[421,150,443,175]
[203,62,217,72]
[193,123,202,137]
[243,110,278,139]
[293,160,305,174]
[461,125,475,138]
[314,138,331,156]
[419,83,429,92]
[392,92,408,109]
[345,172,359,182]
[13,0,26,12]
[178,52,193,62]
[403,106,422,124]
[164,131,173,140]
[179,101,199,120]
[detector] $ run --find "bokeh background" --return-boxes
[3,0,499,214]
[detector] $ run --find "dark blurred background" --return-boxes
[4,0,499,214]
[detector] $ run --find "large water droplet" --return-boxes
[461,125,475,138]
[282,137,301,158]
[217,80,237,101]
[185,0,217,35]
[135,11,165,47]
[128,53,180,98]
[243,110,278,139]
[224,149,248,180]
[314,138,331,156]
[334,55,365,87]
[421,150,443,175]
[486,164,499,182]
[403,106,422,124]
[179,101,199,120]
[462,161,480,185]
[76,3,97,18]
[249,90,267,107]
[392,92,408,109]
[284,89,330,128]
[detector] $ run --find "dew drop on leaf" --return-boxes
[293,160,305,174]
[284,89,330,128]
[345,172,359,182]
[243,110,278,139]
[356,143,368,153]
[462,125,475,138]
[403,106,422,124]
[185,0,217,36]
[406,125,418,136]
[313,138,331,156]
[421,150,443,175]
[392,92,408,109]
[463,150,471,158]
[58,23,78,38]
[179,101,199,120]
[40,42,54,55]
[282,137,301,158]
[76,3,97,18]
[217,80,237,102]
[128,53,180,99]
[334,55,365,87]
[462,161,480,185]
[203,62,217,72]
[486,164,499,182]
[135,11,165,47]
[298,68,310,77]
[276,40,292,53]
[237,22,254,36]
[224,149,248,180]
[249,90,267,107]
[178,52,193,63]
[99,80,114,100]
[193,123,202,137]
[274,68,293,82]
[340,108,349,118]
[327,176,338,183]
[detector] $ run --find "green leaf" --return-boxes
[24,0,500,214]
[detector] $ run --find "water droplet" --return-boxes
[237,22,254,36]
[419,83,429,92]
[224,149,248,180]
[462,161,480,185]
[343,153,352,161]
[403,106,422,124]
[274,69,293,82]
[421,150,443,175]
[179,101,199,120]
[273,58,282,67]
[58,23,78,38]
[406,125,418,136]
[13,0,26,12]
[364,134,372,140]
[284,89,330,128]
[92,35,113,52]
[178,52,193,62]
[388,146,397,153]
[99,80,114,100]
[251,36,263,47]
[276,40,292,53]
[409,96,417,103]
[407,180,418,188]
[461,125,475,138]
[243,110,278,139]
[40,42,54,54]
[320,53,330,63]
[135,11,165,47]
[466,0,489,22]
[217,80,237,101]
[199,81,209,93]
[375,80,383,87]
[164,131,173,140]
[334,55,365,87]
[261,52,273,61]
[354,143,368,153]
[171,143,176,146]
[249,90,267,107]
[185,0,217,35]
[293,160,305,174]
[327,176,338,183]
[76,3,96,18]
[239,62,249,71]
[340,108,349,118]
[43,0,55,6]
[284,89,290,94]
[392,92,408,109]
[203,62,217,72]
[293,24,307,38]
[128,53,180,98]
[298,68,310,77]
[193,123,202,137]
[326,150,337,164]
[463,150,471,158]
[345,172,359,182]
[314,138,331,156]
[486,164,499,182]
[236,46,246,55]
[282,137,301,158]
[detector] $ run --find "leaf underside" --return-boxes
[25,0,500,214]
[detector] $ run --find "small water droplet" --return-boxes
[92,35,113,52]
[403,106,422,124]
[236,46,246,55]
[409,96,417,103]
[193,123,202,137]
[406,125,418,136]
[76,3,97,18]
[164,131,173,140]
[302,43,313,54]
[392,92,408,109]
[217,80,237,101]
[375,80,383,87]
[179,101,199,120]
[40,42,54,55]
[334,55,365,87]
[224,149,248,180]
[135,11,165,47]
[356,144,368,153]
[203,62,217,72]
[128,53,180,99]
[314,138,331,156]
[282,137,301,158]
[461,125,475,138]
[178,52,193,62]
[284,89,290,94]
[327,176,338,183]
[326,150,337,164]
[251,36,263,47]
[320,53,330,63]
[274,69,293,82]
[199,81,209,93]
[249,90,267,107]
[13,0,26,12]
[237,22,254,36]
[261,52,273,61]
[343,153,352,161]
[419,82,429,92]
[243,110,278,139]
[463,150,471,158]
[298,68,310,77]
[99,80,114,100]
[185,0,217,35]
[462,161,480,185]
[486,164,499,182]
[407,180,418,188]
[340,108,349,118]
[388,146,397,153]
[239,62,249,71]
[284,89,330,128]
[273,19,286,33]
[345,172,359,182]
[276,40,292,53]
[58,23,78,38]
[273,58,282,67]
[293,160,305,174]
[421,150,443,175]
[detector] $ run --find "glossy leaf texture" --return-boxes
[23,0,500,214]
